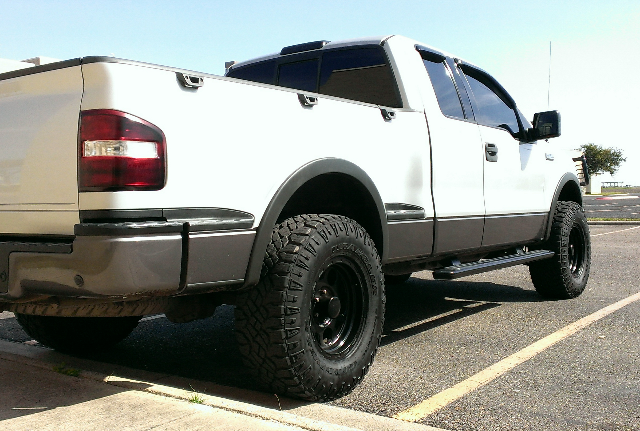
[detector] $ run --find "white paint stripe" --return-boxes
[139,314,165,322]
[394,291,640,422]
[592,226,640,237]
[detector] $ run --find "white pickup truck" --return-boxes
[0,35,590,401]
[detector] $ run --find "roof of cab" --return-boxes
[228,36,393,70]
[226,35,481,73]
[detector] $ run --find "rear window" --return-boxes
[278,59,319,92]
[319,47,401,107]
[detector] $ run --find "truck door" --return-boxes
[418,49,485,254]
[458,65,547,247]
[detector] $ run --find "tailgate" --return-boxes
[0,63,83,234]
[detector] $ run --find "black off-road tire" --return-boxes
[529,201,591,299]
[235,214,385,401]
[384,273,412,285]
[15,314,141,354]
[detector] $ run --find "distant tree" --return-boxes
[580,143,626,176]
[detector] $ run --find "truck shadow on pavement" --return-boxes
[0,275,542,411]
[78,277,540,392]
[381,276,541,346]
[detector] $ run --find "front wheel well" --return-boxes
[543,175,584,242]
[557,180,583,207]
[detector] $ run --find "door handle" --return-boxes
[485,143,498,162]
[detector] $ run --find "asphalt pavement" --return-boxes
[583,192,640,219]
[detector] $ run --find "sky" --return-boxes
[2,0,639,184]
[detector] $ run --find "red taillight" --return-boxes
[79,109,166,191]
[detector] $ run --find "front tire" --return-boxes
[235,214,385,401]
[15,314,141,354]
[529,201,591,299]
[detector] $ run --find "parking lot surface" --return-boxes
[1,224,638,430]
[584,193,640,219]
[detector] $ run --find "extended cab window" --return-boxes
[420,54,465,120]
[226,60,276,85]
[278,59,319,92]
[461,66,520,135]
[319,47,402,108]
[228,46,401,108]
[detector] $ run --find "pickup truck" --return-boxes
[0,35,590,401]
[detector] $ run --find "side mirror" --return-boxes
[531,110,561,140]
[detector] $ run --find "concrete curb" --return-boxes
[0,339,445,431]
[100,375,362,431]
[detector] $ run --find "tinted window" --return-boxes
[463,70,519,134]
[277,59,319,92]
[226,60,276,85]
[319,47,401,107]
[422,59,465,119]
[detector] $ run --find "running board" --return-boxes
[432,250,555,280]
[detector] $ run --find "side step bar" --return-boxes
[432,250,555,280]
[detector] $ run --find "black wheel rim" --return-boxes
[568,223,586,277]
[310,255,367,357]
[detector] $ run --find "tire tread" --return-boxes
[235,214,384,401]
[529,201,591,299]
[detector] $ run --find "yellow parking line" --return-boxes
[394,291,640,422]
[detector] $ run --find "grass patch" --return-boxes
[601,187,640,194]
[188,385,205,404]
[188,393,204,404]
[52,362,80,377]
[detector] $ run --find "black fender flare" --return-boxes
[242,158,389,288]
[544,172,583,241]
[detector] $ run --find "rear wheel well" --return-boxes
[278,173,383,253]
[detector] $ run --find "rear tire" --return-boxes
[235,214,385,401]
[15,314,141,354]
[529,201,591,299]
